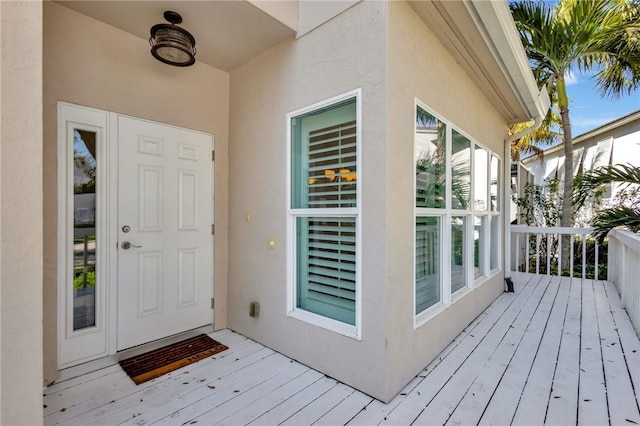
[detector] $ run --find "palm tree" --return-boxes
[572,163,640,239]
[509,108,562,162]
[510,0,640,228]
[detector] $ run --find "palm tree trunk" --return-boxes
[557,76,574,271]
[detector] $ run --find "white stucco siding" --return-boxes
[0,1,44,424]
[229,0,389,401]
[611,131,640,168]
[385,0,507,398]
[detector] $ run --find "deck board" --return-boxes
[44,273,640,426]
[487,275,568,426]
[453,273,560,426]
[593,280,640,425]
[542,276,582,425]
[577,279,610,426]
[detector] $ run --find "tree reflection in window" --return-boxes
[73,129,97,331]
[415,107,470,209]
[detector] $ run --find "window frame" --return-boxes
[286,89,362,340]
[414,99,502,328]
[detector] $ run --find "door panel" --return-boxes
[117,116,213,350]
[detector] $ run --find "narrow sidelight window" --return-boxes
[73,129,98,330]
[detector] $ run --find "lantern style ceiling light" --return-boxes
[149,11,196,67]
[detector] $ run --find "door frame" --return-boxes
[57,102,215,369]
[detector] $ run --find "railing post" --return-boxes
[558,236,562,277]
[546,233,551,275]
[582,234,586,279]
[536,233,540,275]
[526,232,530,274]
[595,241,599,281]
[569,234,574,278]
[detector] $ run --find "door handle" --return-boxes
[121,241,142,250]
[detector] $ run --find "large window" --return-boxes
[415,101,501,324]
[288,90,361,338]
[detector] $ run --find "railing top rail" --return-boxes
[510,225,594,235]
[609,229,640,252]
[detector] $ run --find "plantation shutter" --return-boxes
[292,97,358,326]
[298,217,356,324]
[306,121,357,208]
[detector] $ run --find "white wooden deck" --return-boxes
[44,272,640,425]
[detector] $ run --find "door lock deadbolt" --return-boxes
[122,225,131,233]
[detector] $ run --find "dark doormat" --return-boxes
[119,334,228,384]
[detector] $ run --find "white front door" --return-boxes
[116,116,213,350]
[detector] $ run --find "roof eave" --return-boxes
[463,0,550,122]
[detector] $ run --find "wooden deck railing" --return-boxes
[509,225,604,279]
[608,229,640,337]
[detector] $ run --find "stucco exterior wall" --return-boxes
[229,0,389,401]
[43,2,230,384]
[297,0,361,37]
[0,1,44,424]
[384,1,507,398]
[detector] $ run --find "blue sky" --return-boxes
[564,69,640,137]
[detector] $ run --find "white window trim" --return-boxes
[286,88,362,340]
[57,102,112,368]
[414,99,503,329]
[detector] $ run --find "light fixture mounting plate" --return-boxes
[163,11,182,25]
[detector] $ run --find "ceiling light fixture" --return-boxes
[149,11,196,67]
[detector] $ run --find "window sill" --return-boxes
[287,309,361,340]
[414,301,447,329]
[474,268,501,287]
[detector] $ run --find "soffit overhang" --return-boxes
[54,0,296,71]
[408,0,548,125]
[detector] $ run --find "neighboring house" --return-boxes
[0,1,548,421]
[524,109,640,225]
[510,162,535,224]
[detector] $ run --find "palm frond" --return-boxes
[511,0,640,98]
[591,205,640,239]
[572,163,640,209]
[508,107,562,161]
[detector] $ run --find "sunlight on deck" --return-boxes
[44,272,640,425]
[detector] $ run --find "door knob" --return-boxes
[121,241,142,250]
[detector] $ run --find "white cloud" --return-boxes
[564,69,579,85]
